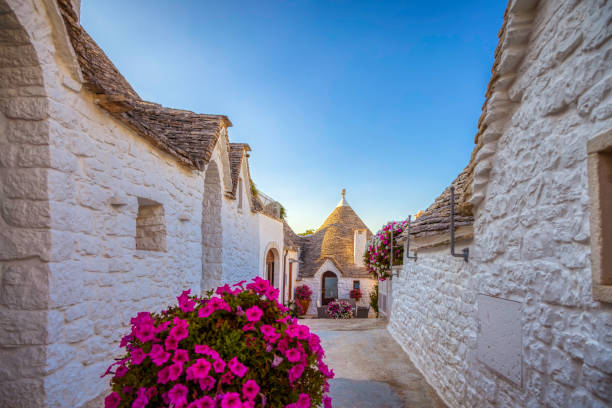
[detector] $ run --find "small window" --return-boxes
[353,280,360,290]
[136,198,166,251]
[238,178,243,209]
[587,130,612,303]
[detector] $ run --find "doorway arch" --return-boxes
[321,271,338,305]
[266,249,276,287]
[201,160,222,292]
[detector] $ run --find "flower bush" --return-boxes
[103,277,334,408]
[349,289,362,302]
[294,285,313,301]
[363,220,408,280]
[325,300,352,319]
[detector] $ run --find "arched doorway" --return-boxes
[266,250,275,287]
[201,161,222,293]
[321,271,338,305]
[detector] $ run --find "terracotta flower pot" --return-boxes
[298,299,311,315]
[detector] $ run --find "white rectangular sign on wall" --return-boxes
[476,294,523,386]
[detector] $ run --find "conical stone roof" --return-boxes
[298,190,372,278]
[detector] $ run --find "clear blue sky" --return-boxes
[81,1,507,234]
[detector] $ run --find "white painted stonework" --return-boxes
[389,1,612,407]
[0,1,291,406]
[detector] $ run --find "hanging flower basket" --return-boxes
[363,220,408,280]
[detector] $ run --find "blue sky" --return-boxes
[81,1,507,234]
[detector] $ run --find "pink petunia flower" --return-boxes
[228,357,248,378]
[157,366,171,384]
[297,393,311,408]
[173,349,190,364]
[187,358,211,379]
[134,323,157,343]
[165,334,180,351]
[221,371,235,385]
[288,364,304,385]
[114,365,128,378]
[245,306,263,322]
[168,384,189,407]
[170,325,189,341]
[188,396,215,408]
[168,362,184,381]
[194,344,211,354]
[242,379,260,401]
[131,347,146,365]
[146,387,157,399]
[150,344,171,366]
[221,392,243,408]
[104,392,120,408]
[284,348,302,363]
[213,358,226,373]
[323,396,332,408]
[242,322,255,332]
[199,375,216,391]
[155,320,171,334]
[177,290,196,312]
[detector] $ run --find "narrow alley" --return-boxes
[304,319,446,408]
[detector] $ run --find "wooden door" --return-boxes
[321,271,338,305]
[266,250,275,287]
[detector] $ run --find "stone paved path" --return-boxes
[303,319,446,408]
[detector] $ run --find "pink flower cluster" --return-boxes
[104,279,334,408]
[365,220,408,280]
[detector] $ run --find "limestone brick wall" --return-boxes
[389,1,612,407]
[388,250,476,407]
[25,4,211,403]
[43,91,206,407]
[221,165,260,286]
[0,1,51,405]
[298,260,376,315]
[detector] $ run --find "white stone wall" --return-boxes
[0,1,52,405]
[389,1,612,407]
[221,160,260,286]
[297,259,376,315]
[44,87,208,407]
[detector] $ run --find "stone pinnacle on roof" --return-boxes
[337,188,348,207]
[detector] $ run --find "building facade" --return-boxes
[293,190,377,315]
[387,0,612,407]
[0,1,292,406]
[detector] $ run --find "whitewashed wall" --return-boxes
[297,259,376,315]
[221,160,260,285]
[0,1,269,406]
[45,70,210,408]
[0,1,53,405]
[389,1,612,407]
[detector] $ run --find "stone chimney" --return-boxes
[353,229,367,266]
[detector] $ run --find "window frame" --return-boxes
[587,129,612,303]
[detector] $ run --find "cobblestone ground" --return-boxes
[303,319,446,408]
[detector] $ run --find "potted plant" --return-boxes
[349,288,362,302]
[294,284,313,316]
[325,299,353,319]
[102,278,333,408]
